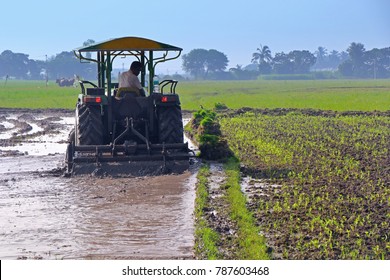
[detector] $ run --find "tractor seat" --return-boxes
[116,87,140,99]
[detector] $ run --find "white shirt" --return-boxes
[119,70,142,89]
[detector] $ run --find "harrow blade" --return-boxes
[65,142,194,177]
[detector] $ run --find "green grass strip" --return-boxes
[194,164,220,259]
[224,157,270,259]
[2,79,390,111]
[179,79,390,111]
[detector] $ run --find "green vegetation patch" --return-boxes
[188,108,231,160]
[220,109,390,259]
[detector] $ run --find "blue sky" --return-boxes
[1,0,389,73]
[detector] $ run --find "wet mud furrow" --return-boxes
[0,109,196,259]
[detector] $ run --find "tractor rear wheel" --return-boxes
[75,104,103,145]
[158,105,184,144]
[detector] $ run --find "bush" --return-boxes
[190,108,232,160]
[214,102,228,110]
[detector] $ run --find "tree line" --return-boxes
[0,50,96,80]
[1,41,389,81]
[182,43,390,80]
[338,43,390,78]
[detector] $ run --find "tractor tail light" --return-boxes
[83,96,102,103]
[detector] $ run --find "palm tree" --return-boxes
[347,42,366,77]
[252,45,272,74]
[252,45,272,65]
[347,42,365,64]
[314,46,328,69]
[315,46,327,60]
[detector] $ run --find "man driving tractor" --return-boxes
[118,61,146,97]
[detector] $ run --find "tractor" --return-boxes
[65,37,193,176]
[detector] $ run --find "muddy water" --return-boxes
[0,169,196,259]
[0,109,197,259]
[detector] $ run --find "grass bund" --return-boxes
[223,157,270,259]
[1,79,389,111]
[193,161,270,260]
[194,164,221,259]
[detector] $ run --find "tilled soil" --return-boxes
[0,108,197,259]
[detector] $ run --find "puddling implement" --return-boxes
[65,118,194,176]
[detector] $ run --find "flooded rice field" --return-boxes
[0,108,197,259]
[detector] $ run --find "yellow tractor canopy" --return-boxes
[75,36,182,52]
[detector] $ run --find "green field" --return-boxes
[179,79,390,111]
[220,110,390,259]
[0,80,78,109]
[0,79,389,111]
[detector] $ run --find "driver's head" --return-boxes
[130,61,142,76]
